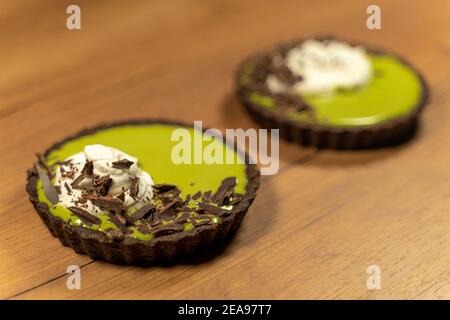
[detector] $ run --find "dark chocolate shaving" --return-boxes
[153,184,177,193]
[165,187,181,198]
[36,153,52,178]
[64,182,72,194]
[116,213,127,226]
[108,212,127,229]
[89,195,124,213]
[93,175,112,196]
[127,204,155,223]
[202,191,212,201]
[82,160,94,176]
[148,212,160,226]
[71,173,86,188]
[197,202,228,216]
[117,191,125,202]
[71,161,94,189]
[36,164,59,204]
[129,177,140,198]
[151,224,184,237]
[211,177,236,204]
[159,208,177,221]
[158,200,177,215]
[68,206,101,225]
[192,191,202,200]
[227,194,244,206]
[112,159,134,169]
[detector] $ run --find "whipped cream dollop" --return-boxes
[267,39,372,94]
[55,144,154,215]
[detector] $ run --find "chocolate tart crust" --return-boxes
[26,119,260,265]
[236,37,430,149]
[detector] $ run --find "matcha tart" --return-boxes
[26,120,259,265]
[237,37,429,149]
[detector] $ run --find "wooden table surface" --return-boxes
[1,0,449,300]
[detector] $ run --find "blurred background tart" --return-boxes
[237,37,429,149]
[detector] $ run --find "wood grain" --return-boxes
[0,0,449,299]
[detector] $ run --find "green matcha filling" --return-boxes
[248,54,423,127]
[36,124,248,241]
